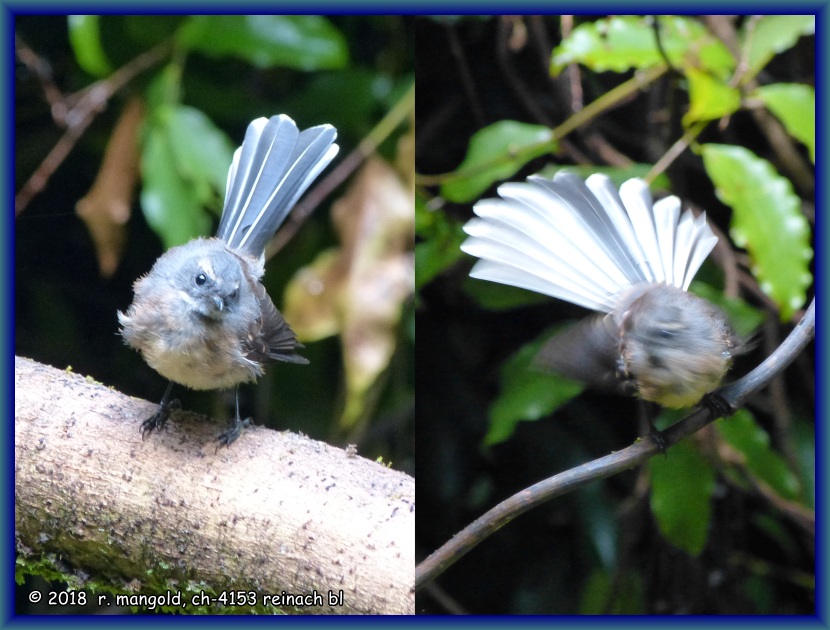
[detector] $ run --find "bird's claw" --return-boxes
[215,416,252,450]
[140,398,181,439]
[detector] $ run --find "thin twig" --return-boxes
[416,64,669,188]
[15,34,68,125]
[645,120,706,183]
[559,15,584,114]
[444,20,486,128]
[15,39,170,215]
[495,16,553,126]
[266,80,415,258]
[650,15,680,77]
[701,15,814,197]
[415,298,814,590]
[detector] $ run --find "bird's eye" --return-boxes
[195,273,208,286]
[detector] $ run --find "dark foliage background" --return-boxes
[414,15,814,615]
[15,14,414,612]
[16,14,414,460]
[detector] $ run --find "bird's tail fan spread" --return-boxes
[217,114,339,257]
[460,172,718,313]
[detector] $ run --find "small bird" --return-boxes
[461,172,745,415]
[119,115,338,446]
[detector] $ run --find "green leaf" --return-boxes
[683,67,741,126]
[579,569,644,614]
[177,15,348,70]
[649,439,715,555]
[165,106,235,208]
[283,68,394,134]
[139,104,234,246]
[145,64,183,111]
[575,484,619,570]
[140,120,212,249]
[67,15,112,77]
[752,513,800,560]
[485,329,584,446]
[716,410,801,501]
[414,196,467,289]
[701,144,812,320]
[753,83,815,163]
[440,121,555,203]
[551,16,733,79]
[792,418,815,508]
[462,275,551,311]
[742,15,815,79]
[536,163,672,192]
[123,15,184,48]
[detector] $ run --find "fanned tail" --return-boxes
[460,172,718,313]
[217,114,339,257]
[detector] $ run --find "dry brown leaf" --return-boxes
[283,157,414,431]
[76,96,143,277]
[396,112,415,194]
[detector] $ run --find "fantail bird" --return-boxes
[119,114,338,446]
[461,172,745,411]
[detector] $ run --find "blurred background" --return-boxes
[15,15,414,611]
[415,15,814,614]
[15,14,414,458]
[14,12,818,617]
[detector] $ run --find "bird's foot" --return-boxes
[216,416,252,450]
[701,392,736,418]
[140,398,181,439]
[648,422,669,452]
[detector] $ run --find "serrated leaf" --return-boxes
[649,439,715,555]
[140,123,212,249]
[67,15,112,77]
[177,15,348,70]
[551,16,733,79]
[683,67,741,126]
[485,329,583,445]
[701,144,812,320]
[742,15,815,79]
[716,409,801,501]
[753,83,815,163]
[440,121,555,203]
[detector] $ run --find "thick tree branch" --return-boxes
[416,298,814,591]
[15,357,414,614]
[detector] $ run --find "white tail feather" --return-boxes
[217,114,338,257]
[461,172,718,313]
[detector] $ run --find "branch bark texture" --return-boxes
[15,356,414,614]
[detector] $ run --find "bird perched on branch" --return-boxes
[119,114,338,446]
[461,172,745,422]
